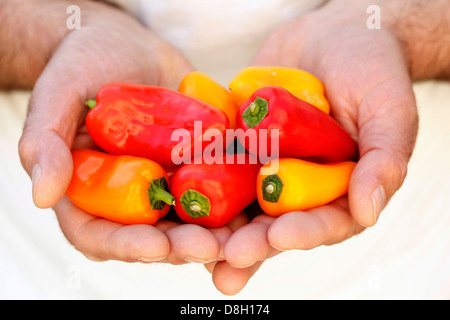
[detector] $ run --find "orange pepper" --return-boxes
[66,149,174,225]
[257,158,356,216]
[229,66,330,114]
[179,71,239,128]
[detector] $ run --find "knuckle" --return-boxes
[17,131,36,168]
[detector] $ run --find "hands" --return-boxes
[15,0,449,297]
[14,0,258,294]
[16,1,220,267]
[218,0,422,293]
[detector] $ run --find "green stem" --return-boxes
[85,99,97,110]
[241,97,269,128]
[262,174,283,203]
[148,177,175,210]
[180,189,211,219]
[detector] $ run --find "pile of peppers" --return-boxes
[67,67,358,227]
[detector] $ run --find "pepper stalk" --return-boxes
[148,177,175,210]
[179,189,211,218]
[241,97,269,128]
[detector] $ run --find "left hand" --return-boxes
[209,0,419,295]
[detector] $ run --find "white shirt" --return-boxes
[105,0,325,84]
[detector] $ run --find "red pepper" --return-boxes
[170,153,261,228]
[164,165,181,185]
[236,86,357,163]
[85,82,229,167]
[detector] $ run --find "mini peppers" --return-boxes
[178,71,239,129]
[229,66,330,114]
[66,149,174,225]
[257,158,356,216]
[170,153,261,228]
[236,86,357,163]
[85,82,229,167]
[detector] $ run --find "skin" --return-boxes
[1,0,449,296]
[2,0,227,266]
[213,0,450,294]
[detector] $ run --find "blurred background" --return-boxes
[0,79,449,300]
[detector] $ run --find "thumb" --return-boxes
[348,75,419,227]
[18,68,87,209]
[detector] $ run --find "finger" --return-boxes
[18,62,90,209]
[19,128,75,209]
[349,76,418,227]
[212,261,264,296]
[208,227,233,261]
[204,261,216,274]
[204,212,253,271]
[163,224,220,264]
[193,212,250,263]
[224,214,279,268]
[268,196,365,251]
[210,212,251,261]
[54,197,170,262]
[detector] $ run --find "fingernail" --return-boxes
[184,256,216,264]
[31,164,42,203]
[228,262,256,269]
[216,254,226,261]
[137,256,166,263]
[371,185,386,224]
[268,242,288,252]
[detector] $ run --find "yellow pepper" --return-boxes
[229,66,330,114]
[179,71,239,128]
[257,158,356,216]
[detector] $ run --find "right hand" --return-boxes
[17,3,228,264]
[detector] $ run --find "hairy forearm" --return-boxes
[0,0,118,89]
[319,0,450,80]
[382,0,450,80]
[1,0,69,88]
